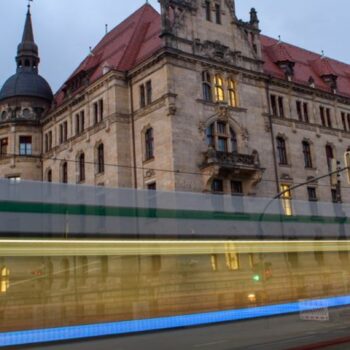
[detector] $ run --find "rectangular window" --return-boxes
[93,102,98,124]
[320,106,326,126]
[75,114,80,135]
[140,85,146,108]
[217,137,227,152]
[280,184,292,216]
[205,0,211,21]
[0,138,8,155]
[342,112,347,131]
[19,136,32,156]
[145,128,154,160]
[278,96,284,117]
[231,181,243,195]
[296,101,303,121]
[98,100,104,121]
[307,187,317,202]
[270,94,278,116]
[45,134,48,152]
[215,3,221,24]
[80,111,85,133]
[331,188,338,203]
[212,179,224,193]
[59,124,63,144]
[326,108,332,128]
[303,102,309,122]
[63,121,68,142]
[146,81,152,105]
[147,182,156,190]
[347,114,350,131]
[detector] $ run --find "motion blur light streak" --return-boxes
[1,295,350,347]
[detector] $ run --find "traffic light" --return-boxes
[252,262,272,282]
[345,152,350,184]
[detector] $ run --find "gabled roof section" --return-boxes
[55,4,162,105]
[261,35,350,97]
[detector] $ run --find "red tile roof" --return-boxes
[54,4,162,106]
[261,35,350,97]
[54,5,350,106]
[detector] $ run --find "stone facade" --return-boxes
[1,1,350,203]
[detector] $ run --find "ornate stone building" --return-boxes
[1,1,350,202]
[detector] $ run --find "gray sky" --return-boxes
[0,0,349,93]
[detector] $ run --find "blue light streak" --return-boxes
[1,295,350,347]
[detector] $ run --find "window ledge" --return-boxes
[279,163,291,168]
[143,157,155,164]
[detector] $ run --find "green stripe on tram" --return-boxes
[0,200,347,224]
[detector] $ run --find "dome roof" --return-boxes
[0,71,53,102]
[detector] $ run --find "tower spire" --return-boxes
[16,2,39,73]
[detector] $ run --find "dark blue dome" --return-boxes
[0,71,53,102]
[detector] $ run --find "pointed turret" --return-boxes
[0,5,52,103]
[16,5,40,73]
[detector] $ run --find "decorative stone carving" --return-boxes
[195,40,241,64]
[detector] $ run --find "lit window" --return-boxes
[0,266,10,293]
[211,254,218,271]
[202,71,212,102]
[214,74,225,102]
[228,79,237,107]
[280,184,293,216]
[225,244,239,271]
[19,136,32,155]
[145,128,154,161]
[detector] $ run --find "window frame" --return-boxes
[19,136,32,156]
[276,137,288,165]
[145,128,154,161]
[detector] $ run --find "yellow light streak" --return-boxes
[0,239,350,257]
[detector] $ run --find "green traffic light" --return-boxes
[253,274,261,282]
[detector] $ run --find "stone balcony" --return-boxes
[200,148,264,193]
[201,149,261,174]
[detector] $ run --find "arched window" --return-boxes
[206,121,237,153]
[79,153,85,182]
[47,169,52,183]
[228,79,237,107]
[214,74,225,102]
[97,144,104,174]
[62,162,68,183]
[145,128,154,160]
[325,145,334,170]
[277,137,288,165]
[202,71,212,102]
[302,141,312,168]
